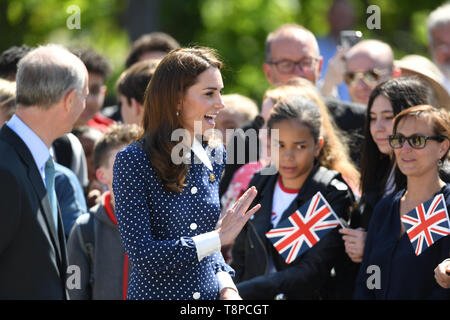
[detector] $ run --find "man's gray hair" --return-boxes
[16,44,86,109]
[427,3,450,46]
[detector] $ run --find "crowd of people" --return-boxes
[0,0,449,300]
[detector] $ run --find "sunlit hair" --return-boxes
[221,94,258,123]
[264,78,360,189]
[140,47,222,193]
[0,79,16,121]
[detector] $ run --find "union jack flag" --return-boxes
[401,193,450,256]
[265,192,343,264]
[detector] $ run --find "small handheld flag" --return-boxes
[266,191,343,264]
[401,193,450,256]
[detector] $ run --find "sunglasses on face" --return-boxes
[388,134,445,149]
[343,69,387,86]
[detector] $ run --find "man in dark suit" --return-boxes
[0,44,89,299]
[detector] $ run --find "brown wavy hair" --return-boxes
[140,47,222,193]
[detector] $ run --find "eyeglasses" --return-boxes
[343,69,388,86]
[388,134,445,149]
[267,57,319,74]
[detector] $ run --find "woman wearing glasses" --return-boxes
[340,77,435,265]
[354,105,450,299]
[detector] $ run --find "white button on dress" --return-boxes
[193,292,201,299]
[191,186,198,194]
[190,223,198,230]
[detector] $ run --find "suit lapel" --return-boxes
[0,126,63,263]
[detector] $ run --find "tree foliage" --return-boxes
[1,0,448,105]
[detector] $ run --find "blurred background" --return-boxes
[0,0,447,106]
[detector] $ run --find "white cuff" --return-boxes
[216,271,238,293]
[192,231,221,261]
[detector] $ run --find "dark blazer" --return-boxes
[231,164,357,299]
[354,184,450,300]
[0,125,69,299]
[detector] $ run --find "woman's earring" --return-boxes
[176,111,179,116]
[438,159,443,167]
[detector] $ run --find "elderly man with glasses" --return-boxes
[263,24,323,86]
[260,23,366,167]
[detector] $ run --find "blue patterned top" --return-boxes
[113,139,233,300]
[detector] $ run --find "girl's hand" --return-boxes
[339,227,367,263]
[216,186,261,246]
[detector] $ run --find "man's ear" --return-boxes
[392,67,402,78]
[263,62,275,85]
[316,56,324,79]
[134,99,144,118]
[101,85,107,98]
[130,98,141,116]
[96,167,107,185]
[63,89,77,112]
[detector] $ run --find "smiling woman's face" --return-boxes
[394,116,447,178]
[179,67,224,139]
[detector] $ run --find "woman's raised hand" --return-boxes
[216,186,261,246]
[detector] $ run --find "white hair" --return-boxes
[16,44,86,109]
[427,3,450,46]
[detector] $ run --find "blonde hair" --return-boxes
[0,79,16,120]
[221,94,258,123]
[264,78,360,189]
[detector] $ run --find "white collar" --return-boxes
[190,137,213,171]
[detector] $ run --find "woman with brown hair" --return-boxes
[340,77,436,265]
[355,105,450,299]
[112,47,260,300]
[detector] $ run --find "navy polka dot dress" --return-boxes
[112,139,234,300]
